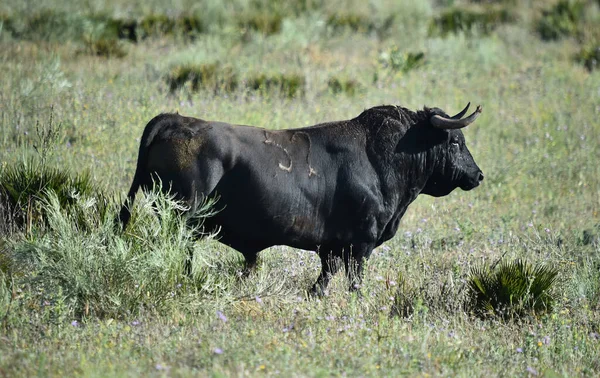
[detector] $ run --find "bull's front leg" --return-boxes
[310,247,342,296]
[344,242,374,292]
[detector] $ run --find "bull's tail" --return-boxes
[118,114,171,229]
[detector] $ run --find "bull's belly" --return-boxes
[208,202,325,252]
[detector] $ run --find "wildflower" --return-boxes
[526,366,538,376]
[155,364,169,371]
[590,332,600,340]
[217,311,228,323]
[131,321,141,326]
[516,347,523,353]
[255,296,262,304]
[214,348,223,354]
[71,320,79,327]
[325,315,335,321]
[542,335,551,345]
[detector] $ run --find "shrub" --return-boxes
[467,259,559,319]
[9,190,220,318]
[576,45,600,71]
[379,47,426,73]
[536,0,585,41]
[104,17,138,42]
[247,73,305,98]
[429,6,514,36]
[0,160,101,232]
[327,13,373,33]
[239,13,283,35]
[138,14,175,38]
[84,37,127,58]
[326,13,395,37]
[327,77,360,96]
[166,63,239,93]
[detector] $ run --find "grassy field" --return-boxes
[1,0,600,376]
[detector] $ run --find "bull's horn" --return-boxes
[451,102,470,119]
[431,105,482,130]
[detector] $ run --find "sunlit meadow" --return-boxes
[1,0,599,376]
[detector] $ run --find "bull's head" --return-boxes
[421,103,484,197]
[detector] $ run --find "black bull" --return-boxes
[119,103,484,294]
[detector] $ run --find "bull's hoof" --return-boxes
[308,284,328,298]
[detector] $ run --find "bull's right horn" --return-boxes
[431,105,482,130]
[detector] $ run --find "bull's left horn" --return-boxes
[451,102,470,119]
[431,105,482,130]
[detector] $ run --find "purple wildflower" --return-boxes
[214,348,223,355]
[131,320,141,326]
[516,347,523,353]
[217,311,227,323]
[542,335,550,345]
[255,296,262,304]
[526,366,538,376]
[71,320,79,327]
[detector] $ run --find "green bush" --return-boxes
[429,6,514,36]
[247,73,305,98]
[378,47,426,73]
[467,259,559,319]
[576,45,600,71]
[239,13,283,35]
[536,0,585,41]
[327,77,360,96]
[166,63,239,93]
[0,160,101,232]
[83,37,127,58]
[10,190,220,318]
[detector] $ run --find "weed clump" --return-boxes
[536,0,585,41]
[84,37,127,58]
[326,12,394,37]
[239,12,283,35]
[379,47,426,73]
[0,161,101,232]
[166,63,239,93]
[576,45,600,71]
[429,6,514,36]
[247,73,305,98]
[467,259,558,319]
[327,77,360,96]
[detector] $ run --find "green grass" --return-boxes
[1,0,600,376]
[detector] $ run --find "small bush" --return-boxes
[138,14,175,38]
[166,63,239,93]
[326,13,395,37]
[429,6,514,36]
[327,77,360,96]
[576,45,600,71]
[536,0,585,41]
[9,190,219,318]
[467,259,559,319]
[104,17,138,42]
[327,13,373,33]
[239,13,283,35]
[247,73,305,98]
[0,160,101,232]
[84,37,127,58]
[379,47,426,73]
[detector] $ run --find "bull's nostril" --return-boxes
[478,172,484,181]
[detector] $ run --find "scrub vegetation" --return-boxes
[1,0,599,376]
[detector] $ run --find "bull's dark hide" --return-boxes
[120,103,484,294]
